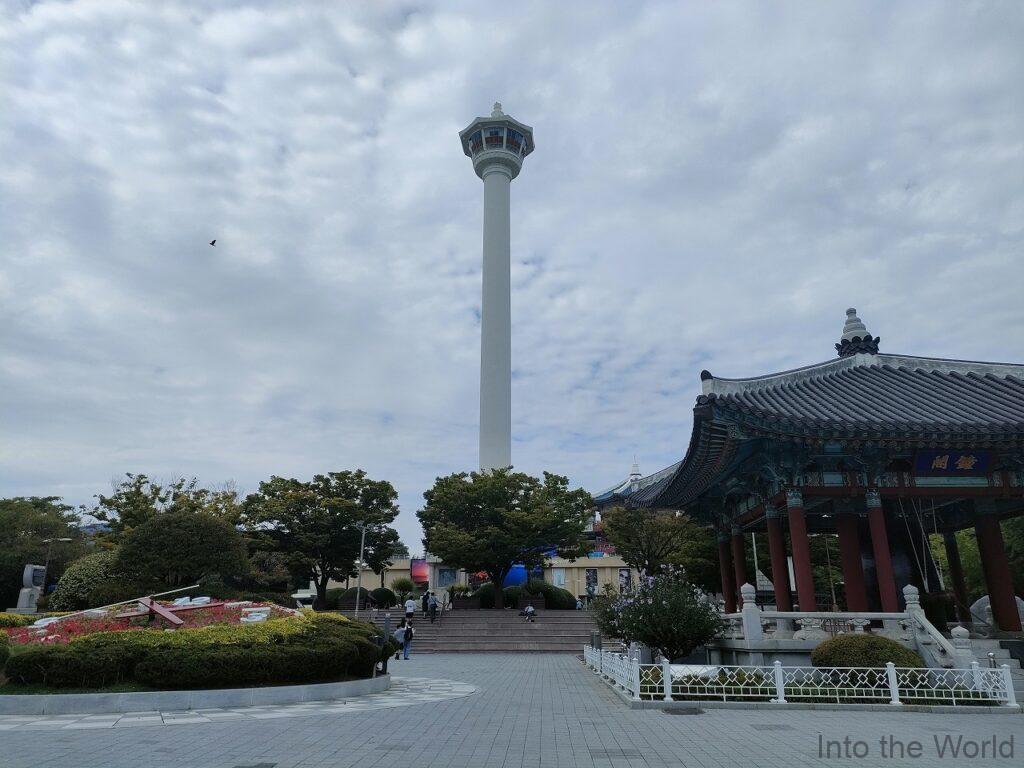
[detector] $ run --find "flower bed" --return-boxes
[2,610,395,691]
[5,603,291,646]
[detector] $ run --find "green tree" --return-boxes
[243,470,401,608]
[0,497,83,607]
[601,507,719,589]
[391,576,415,602]
[418,469,592,601]
[91,474,241,540]
[115,511,248,589]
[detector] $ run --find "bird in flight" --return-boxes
[209,239,216,246]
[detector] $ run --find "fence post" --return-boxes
[1001,665,1017,707]
[662,658,673,702]
[971,661,984,693]
[632,657,642,700]
[771,660,786,704]
[885,662,901,705]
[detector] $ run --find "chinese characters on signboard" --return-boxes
[914,450,990,475]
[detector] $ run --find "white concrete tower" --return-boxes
[460,103,535,470]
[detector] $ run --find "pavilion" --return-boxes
[599,309,1024,633]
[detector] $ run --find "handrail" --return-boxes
[911,612,958,665]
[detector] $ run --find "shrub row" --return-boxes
[0,613,37,628]
[321,586,398,609]
[3,614,389,690]
[474,579,576,609]
[0,631,9,669]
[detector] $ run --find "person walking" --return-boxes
[402,622,415,659]
[421,590,430,618]
[392,619,407,660]
[428,592,439,623]
[404,597,416,620]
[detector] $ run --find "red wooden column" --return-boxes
[731,525,749,594]
[718,531,737,612]
[765,506,792,611]
[974,501,1022,632]
[785,489,816,611]
[835,508,869,612]
[866,489,899,612]
[942,531,971,623]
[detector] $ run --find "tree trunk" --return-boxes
[491,575,505,608]
[314,574,329,611]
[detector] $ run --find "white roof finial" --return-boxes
[491,102,504,117]
[841,307,868,342]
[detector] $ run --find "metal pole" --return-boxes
[355,524,367,620]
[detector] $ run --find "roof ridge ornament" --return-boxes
[835,307,880,357]
[491,101,504,117]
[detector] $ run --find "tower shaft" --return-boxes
[479,167,512,470]
[460,103,533,472]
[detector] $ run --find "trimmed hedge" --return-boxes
[811,633,925,668]
[524,579,576,609]
[474,580,576,609]
[370,587,397,608]
[0,632,8,669]
[3,614,388,690]
[48,550,122,611]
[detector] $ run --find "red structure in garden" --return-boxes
[598,309,1024,633]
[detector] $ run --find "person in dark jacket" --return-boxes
[402,622,415,659]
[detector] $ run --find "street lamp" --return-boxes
[354,523,369,620]
[42,537,73,575]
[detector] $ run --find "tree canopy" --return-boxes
[0,496,84,607]
[417,468,592,595]
[91,474,241,540]
[242,470,401,607]
[600,506,719,592]
[115,510,249,589]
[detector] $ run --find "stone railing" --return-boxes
[721,583,968,669]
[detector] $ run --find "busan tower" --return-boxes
[459,103,535,470]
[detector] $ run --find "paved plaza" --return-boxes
[1,654,1021,768]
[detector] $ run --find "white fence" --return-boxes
[583,647,1018,708]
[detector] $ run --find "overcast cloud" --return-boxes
[2,1,1023,548]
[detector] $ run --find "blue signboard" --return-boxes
[914,449,990,475]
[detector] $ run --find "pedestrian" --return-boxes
[428,592,439,623]
[421,590,429,618]
[404,596,416,620]
[402,622,415,659]
[392,619,406,660]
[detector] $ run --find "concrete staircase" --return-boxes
[340,609,599,653]
[967,638,1024,703]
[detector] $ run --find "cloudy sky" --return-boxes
[2,1,1022,548]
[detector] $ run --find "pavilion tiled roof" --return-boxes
[599,309,1024,510]
[703,353,1024,436]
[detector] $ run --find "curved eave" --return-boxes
[712,400,1024,445]
[625,405,740,510]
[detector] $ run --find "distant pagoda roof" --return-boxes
[601,308,1024,510]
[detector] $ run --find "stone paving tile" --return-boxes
[0,677,474,732]
[1,655,1022,768]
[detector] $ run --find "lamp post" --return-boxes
[354,523,368,620]
[42,537,72,579]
